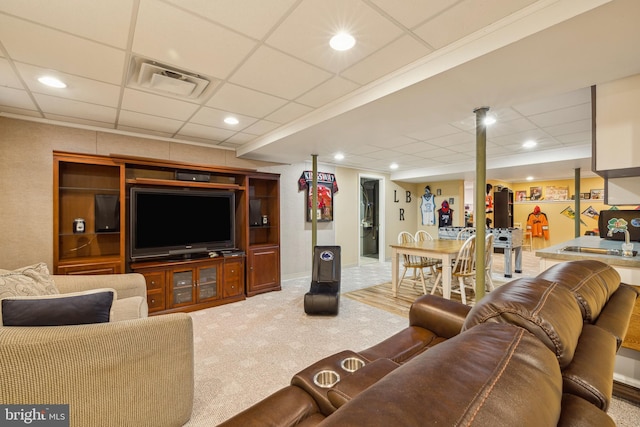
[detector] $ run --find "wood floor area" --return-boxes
[346,249,639,352]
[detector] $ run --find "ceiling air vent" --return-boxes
[134,61,210,99]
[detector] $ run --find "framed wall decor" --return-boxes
[515,190,527,201]
[590,189,604,200]
[298,171,339,222]
[530,186,542,201]
[545,186,569,201]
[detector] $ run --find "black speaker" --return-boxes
[95,194,120,232]
[249,199,262,226]
[176,171,211,182]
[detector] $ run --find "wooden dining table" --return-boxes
[390,239,466,299]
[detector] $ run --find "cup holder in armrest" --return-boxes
[313,370,340,388]
[341,357,365,372]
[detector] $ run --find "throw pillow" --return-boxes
[0,263,59,299]
[1,288,115,326]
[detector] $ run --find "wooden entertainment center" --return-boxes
[53,151,280,314]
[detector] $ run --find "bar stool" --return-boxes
[514,222,533,251]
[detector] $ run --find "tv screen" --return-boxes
[130,187,235,260]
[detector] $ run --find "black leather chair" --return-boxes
[304,246,341,315]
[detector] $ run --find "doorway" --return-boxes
[360,176,384,264]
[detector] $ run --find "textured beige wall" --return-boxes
[0,117,274,271]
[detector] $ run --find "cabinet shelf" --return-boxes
[126,177,243,191]
[59,187,119,193]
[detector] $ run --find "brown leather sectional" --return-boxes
[219,260,638,426]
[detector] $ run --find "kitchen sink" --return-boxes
[560,246,637,257]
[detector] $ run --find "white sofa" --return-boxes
[0,272,194,427]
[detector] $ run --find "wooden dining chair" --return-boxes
[431,235,476,305]
[456,227,475,240]
[397,231,435,294]
[414,230,441,276]
[484,233,495,292]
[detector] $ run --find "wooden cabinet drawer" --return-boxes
[147,290,165,312]
[143,272,165,291]
[223,259,244,298]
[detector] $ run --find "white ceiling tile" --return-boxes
[133,0,257,78]
[487,117,538,137]
[542,119,592,137]
[342,145,382,156]
[0,0,134,48]
[369,135,419,149]
[361,149,402,160]
[406,123,461,141]
[490,129,549,147]
[512,88,591,115]
[0,86,38,110]
[265,102,314,123]
[205,84,288,118]
[0,15,126,85]
[414,0,538,49]
[35,94,117,123]
[16,63,121,107]
[555,131,591,145]
[164,0,297,40]
[230,46,333,99]
[266,0,404,73]
[241,120,281,136]
[118,110,183,133]
[528,103,591,127]
[369,0,459,29]
[341,35,432,85]
[178,122,235,141]
[415,146,459,158]
[225,132,257,145]
[432,152,474,163]
[121,89,199,121]
[0,58,24,88]
[424,132,473,146]
[190,106,258,131]
[296,76,360,108]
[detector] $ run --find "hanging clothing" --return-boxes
[526,207,549,240]
[421,190,436,226]
[438,201,454,227]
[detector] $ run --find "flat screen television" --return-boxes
[129,187,235,261]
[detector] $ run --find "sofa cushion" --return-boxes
[1,288,115,326]
[111,296,149,322]
[217,385,323,427]
[536,260,620,322]
[0,263,59,299]
[320,323,563,427]
[561,324,617,410]
[558,394,615,427]
[359,326,442,364]
[462,277,583,368]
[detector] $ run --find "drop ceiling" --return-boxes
[1,0,639,183]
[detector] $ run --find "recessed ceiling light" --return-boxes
[523,140,537,148]
[390,163,399,170]
[483,116,496,126]
[224,116,239,125]
[38,76,66,88]
[526,176,534,181]
[330,32,356,51]
[334,153,344,160]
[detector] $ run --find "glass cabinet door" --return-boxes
[197,266,218,301]
[172,270,194,306]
